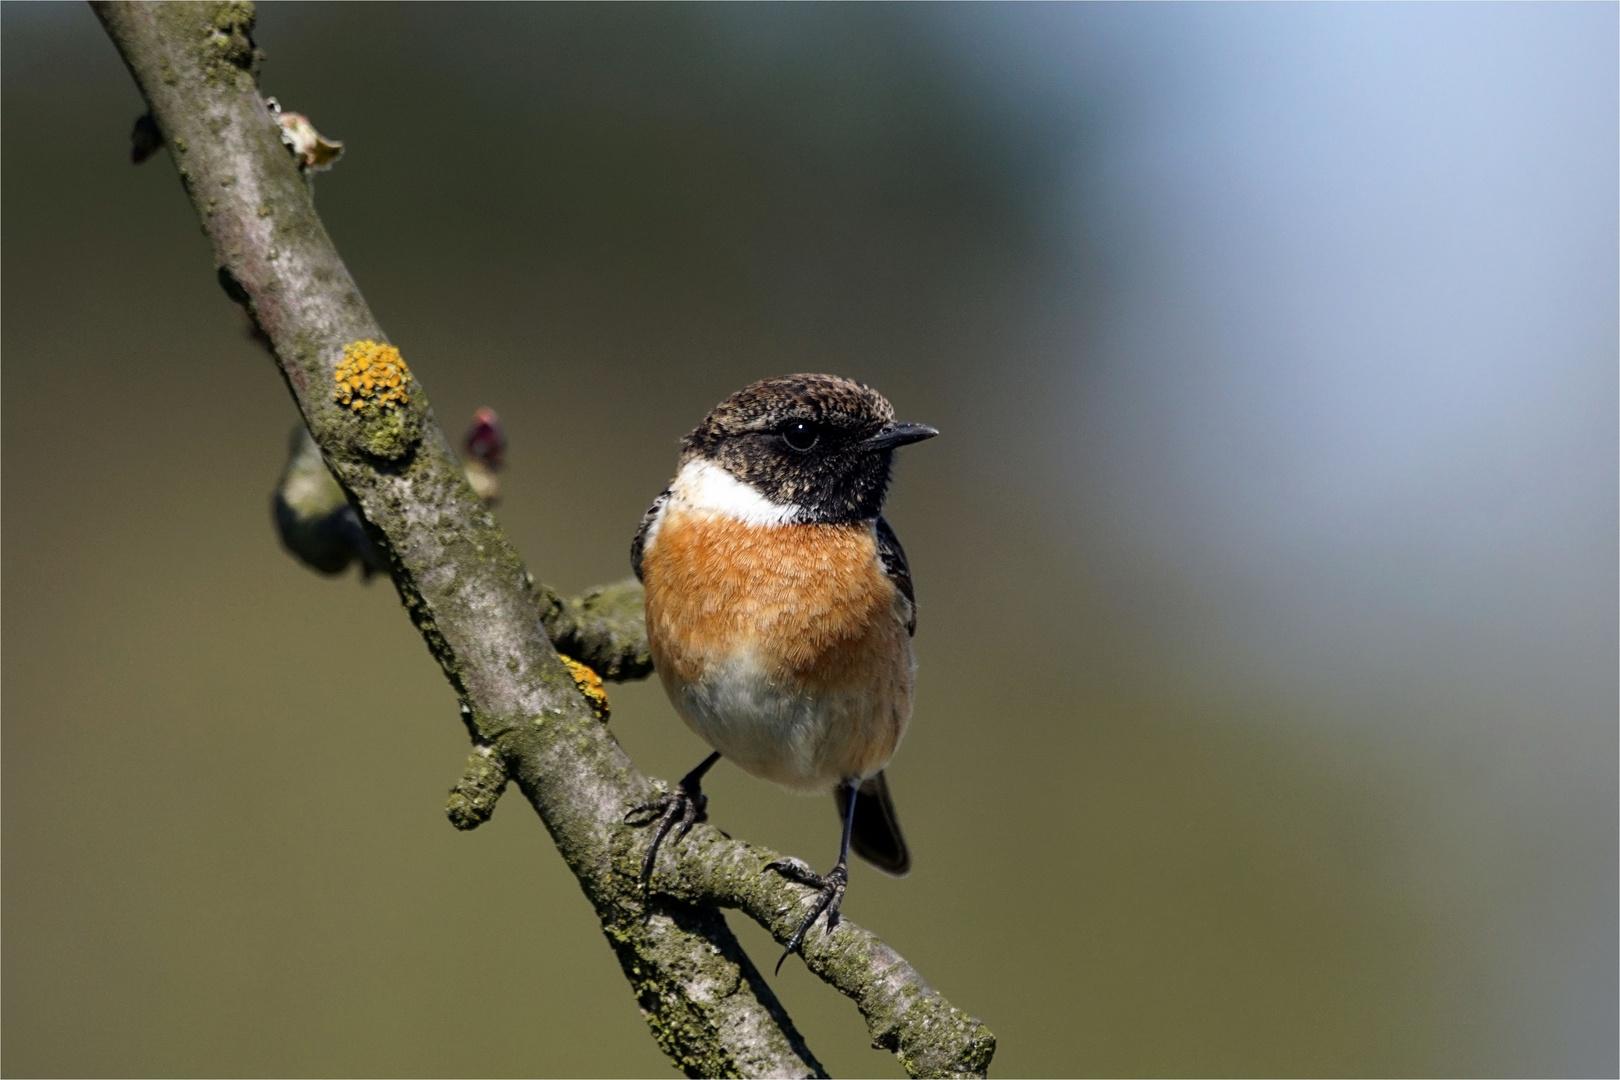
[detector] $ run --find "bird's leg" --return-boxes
[625,751,721,885]
[766,781,861,973]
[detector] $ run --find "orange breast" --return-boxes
[642,509,906,693]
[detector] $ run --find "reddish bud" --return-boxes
[465,407,506,471]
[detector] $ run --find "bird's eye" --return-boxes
[781,419,820,452]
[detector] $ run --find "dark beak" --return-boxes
[863,422,939,451]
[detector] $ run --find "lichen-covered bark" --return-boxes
[653,831,997,1079]
[548,578,655,681]
[92,4,994,1077]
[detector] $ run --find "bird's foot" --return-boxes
[764,857,849,973]
[625,774,708,885]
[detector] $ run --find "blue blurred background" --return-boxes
[4,3,1614,1076]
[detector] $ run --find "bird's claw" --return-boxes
[764,858,849,973]
[764,856,816,883]
[626,781,708,885]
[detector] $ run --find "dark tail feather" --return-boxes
[838,771,911,877]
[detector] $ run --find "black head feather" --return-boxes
[683,374,936,523]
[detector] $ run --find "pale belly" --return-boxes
[642,510,914,793]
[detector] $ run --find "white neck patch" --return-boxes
[670,458,803,526]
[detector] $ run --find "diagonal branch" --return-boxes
[92,4,995,1077]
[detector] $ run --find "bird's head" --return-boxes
[680,374,937,524]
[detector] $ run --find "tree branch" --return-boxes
[92,4,995,1076]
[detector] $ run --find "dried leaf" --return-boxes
[266,97,344,172]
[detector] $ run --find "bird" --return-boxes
[626,373,937,971]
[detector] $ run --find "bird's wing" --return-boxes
[875,515,916,636]
[630,488,671,582]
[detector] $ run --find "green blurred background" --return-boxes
[3,3,1614,1076]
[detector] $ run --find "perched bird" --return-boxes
[627,373,937,969]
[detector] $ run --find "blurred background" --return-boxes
[3,3,1614,1076]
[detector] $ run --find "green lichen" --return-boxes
[203,1,259,86]
[547,578,652,682]
[355,403,420,460]
[446,747,508,830]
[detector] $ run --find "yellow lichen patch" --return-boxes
[334,340,411,412]
[559,655,610,722]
